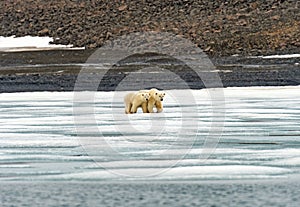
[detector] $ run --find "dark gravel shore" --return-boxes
[1,0,299,56]
[0,0,299,93]
[0,50,299,93]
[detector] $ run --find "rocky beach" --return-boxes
[0,0,300,92]
[1,0,300,56]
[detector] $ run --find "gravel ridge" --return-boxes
[1,0,299,56]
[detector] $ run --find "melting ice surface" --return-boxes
[0,86,300,181]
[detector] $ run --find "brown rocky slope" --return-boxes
[1,0,299,56]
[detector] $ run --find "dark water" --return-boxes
[1,181,300,207]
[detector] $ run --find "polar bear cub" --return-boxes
[140,88,165,113]
[124,91,150,114]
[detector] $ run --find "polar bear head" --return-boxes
[149,88,165,102]
[138,92,150,102]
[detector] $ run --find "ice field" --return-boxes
[0,86,300,181]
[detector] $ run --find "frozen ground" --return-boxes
[0,86,299,181]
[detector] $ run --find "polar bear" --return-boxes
[140,88,165,113]
[124,91,150,114]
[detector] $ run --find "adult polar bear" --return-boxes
[124,91,150,114]
[140,88,166,113]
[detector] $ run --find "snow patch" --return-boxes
[249,54,300,59]
[0,36,85,52]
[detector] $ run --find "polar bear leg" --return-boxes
[124,93,134,114]
[147,101,155,113]
[155,101,163,113]
[141,102,148,113]
[130,103,138,113]
[125,103,132,114]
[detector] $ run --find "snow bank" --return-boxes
[0,36,84,52]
